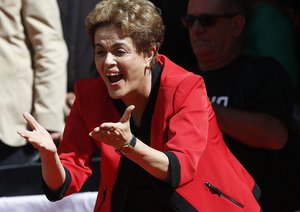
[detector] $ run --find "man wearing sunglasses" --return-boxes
[184,0,295,211]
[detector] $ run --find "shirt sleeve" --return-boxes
[22,0,68,132]
[244,56,294,129]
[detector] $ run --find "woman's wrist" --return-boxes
[115,136,137,154]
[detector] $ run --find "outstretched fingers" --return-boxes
[23,112,41,130]
[89,105,135,147]
[17,112,57,153]
[17,129,32,141]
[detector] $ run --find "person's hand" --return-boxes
[66,92,76,108]
[17,112,57,154]
[49,131,63,146]
[64,92,76,116]
[89,105,135,149]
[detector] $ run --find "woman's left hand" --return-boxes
[89,105,135,149]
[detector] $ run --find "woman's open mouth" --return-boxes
[107,73,124,83]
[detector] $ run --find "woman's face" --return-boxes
[94,25,153,101]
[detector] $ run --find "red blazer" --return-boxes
[58,55,261,211]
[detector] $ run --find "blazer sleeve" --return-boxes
[166,75,210,188]
[57,82,97,196]
[21,0,68,132]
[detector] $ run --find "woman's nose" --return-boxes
[104,52,117,65]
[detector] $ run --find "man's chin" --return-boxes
[194,51,211,59]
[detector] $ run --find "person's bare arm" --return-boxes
[213,104,288,150]
[18,112,66,190]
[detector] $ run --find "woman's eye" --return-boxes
[115,49,127,56]
[96,50,106,57]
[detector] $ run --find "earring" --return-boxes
[145,62,151,69]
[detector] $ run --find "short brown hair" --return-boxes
[85,0,164,58]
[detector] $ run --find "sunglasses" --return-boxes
[182,14,238,28]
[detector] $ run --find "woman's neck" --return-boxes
[122,74,152,127]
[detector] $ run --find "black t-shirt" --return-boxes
[198,54,294,211]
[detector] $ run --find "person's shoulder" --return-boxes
[240,54,289,85]
[240,54,283,70]
[246,55,285,72]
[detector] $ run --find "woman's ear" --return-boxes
[146,46,157,64]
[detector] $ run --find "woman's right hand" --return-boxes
[17,112,57,154]
[18,113,66,190]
